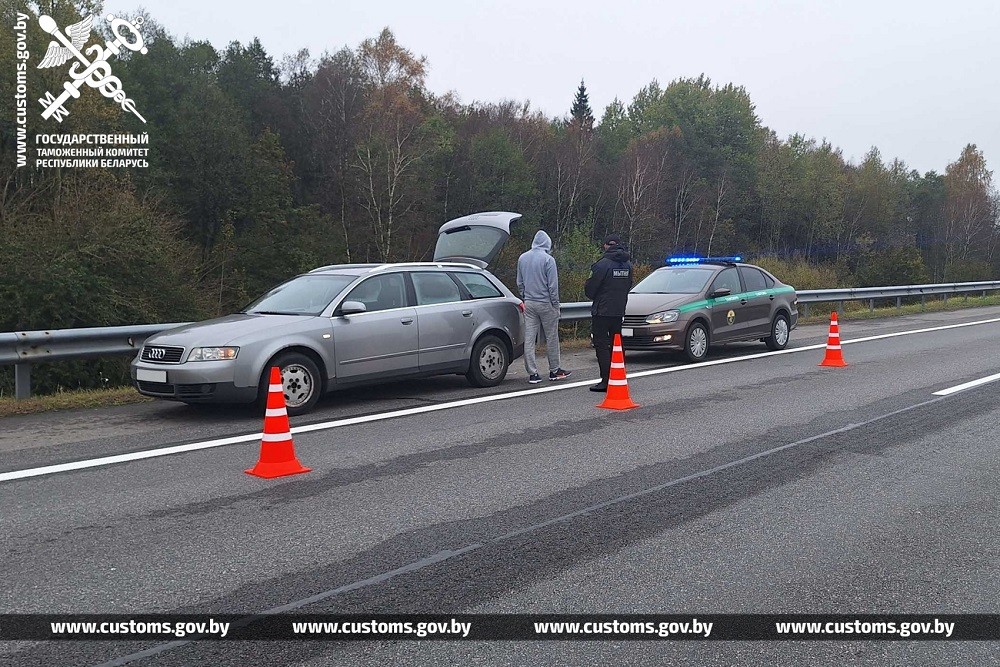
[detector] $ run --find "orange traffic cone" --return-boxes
[598,334,640,410]
[246,367,311,478]
[819,311,848,367]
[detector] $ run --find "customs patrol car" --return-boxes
[621,256,798,361]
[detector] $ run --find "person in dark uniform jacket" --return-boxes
[584,233,633,392]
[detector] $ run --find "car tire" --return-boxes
[466,334,509,387]
[765,312,790,351]
[683,321,710,362]
[259,352,322,416]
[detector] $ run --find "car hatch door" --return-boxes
[433,211,521,268]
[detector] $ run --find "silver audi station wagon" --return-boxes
[131,212,526,414]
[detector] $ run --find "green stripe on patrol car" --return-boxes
[675,286,795,313]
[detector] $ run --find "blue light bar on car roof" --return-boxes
[665,255,743,265]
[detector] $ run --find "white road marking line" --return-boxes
[932,371,1000,396]
[2,315,999,484]
[0,435,261,482]
[626,316,1000,380]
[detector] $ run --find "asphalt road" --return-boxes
[2,307,999,666]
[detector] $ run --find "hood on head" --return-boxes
[532,230,552,253]
[605,244,631,262]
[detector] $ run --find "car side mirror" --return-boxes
[340,301,367,315]
[709,288,731,299]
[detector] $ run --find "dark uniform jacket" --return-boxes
[585,245,633,316]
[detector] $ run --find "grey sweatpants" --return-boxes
[523,300,561,375]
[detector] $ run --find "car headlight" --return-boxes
[187,347,239,362]
[645,310,680,324]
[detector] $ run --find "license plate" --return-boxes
[621,328,633,337]
[137,369,167,383]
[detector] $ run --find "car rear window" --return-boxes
[412,272,463,305]
[454,272,503,299]
[739,267,768,291]
[433,226,507,266]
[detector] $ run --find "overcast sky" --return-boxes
[106,0,1000,176]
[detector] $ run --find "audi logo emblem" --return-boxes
[148,347,165,360]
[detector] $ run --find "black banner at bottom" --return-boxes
[1,614,997,641]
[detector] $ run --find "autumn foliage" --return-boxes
[1,7,998,392]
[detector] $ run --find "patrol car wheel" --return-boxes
[684,321,710,362]
[467,335,509,387]
[765,313,790,351]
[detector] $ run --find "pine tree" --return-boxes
[570,79,594,131]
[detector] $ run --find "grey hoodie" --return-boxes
[516,231,560,307]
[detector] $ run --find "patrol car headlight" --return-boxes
[646,310,679,324]
[187,347,239,362]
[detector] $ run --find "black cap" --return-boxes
[603,233,622,246]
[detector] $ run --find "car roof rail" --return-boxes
[309,263,381,273]
[370,261,481,272]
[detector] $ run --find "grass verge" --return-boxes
[0,386,150,418]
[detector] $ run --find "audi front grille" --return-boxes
[140,345,185,363]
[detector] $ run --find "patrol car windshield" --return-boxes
[632,267,714,294]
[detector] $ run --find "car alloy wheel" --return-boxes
[281,363,314,408]
[257,352,322,416]
[775,317,789,345]
[466,334,510,387]
[478,342,505,381]
[765,313,790,351]
[686,323,708,361]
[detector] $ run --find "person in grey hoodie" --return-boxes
[516,230,572,384]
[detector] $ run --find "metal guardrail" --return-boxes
[561,281,1000,321]
[2,281,999,399]
[793,280,1000,318]
[1,324,190,400]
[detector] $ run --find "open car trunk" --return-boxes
[433,211,522,268]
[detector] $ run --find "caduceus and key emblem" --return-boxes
[36,13,148,123]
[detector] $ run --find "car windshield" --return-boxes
[243,275,356,316]
[632,267,714,294]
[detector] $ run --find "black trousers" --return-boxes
[592,315,623,383]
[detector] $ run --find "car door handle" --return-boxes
[400,318,414,325]
[769,295,775,300]
[740,299,748,305]
[462,311,473,317]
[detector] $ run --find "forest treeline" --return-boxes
[1,2,998,391]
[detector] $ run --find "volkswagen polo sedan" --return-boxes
[621,256,798,361]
